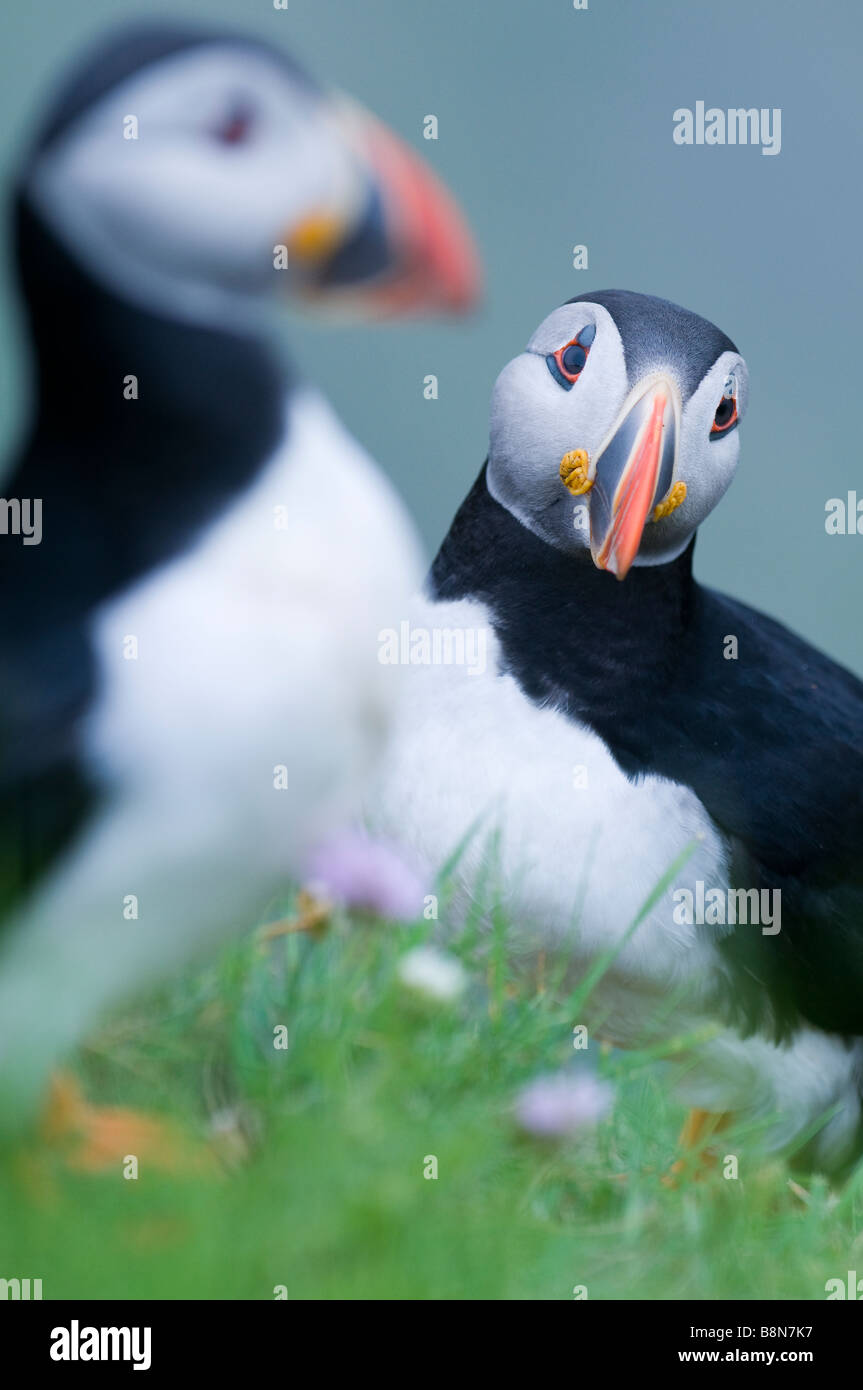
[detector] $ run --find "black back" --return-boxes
[0,196,286,924]
[431,467,863,1039]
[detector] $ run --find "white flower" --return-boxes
[397,946,468,1002]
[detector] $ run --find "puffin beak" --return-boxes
[589,375,680,580]
[286,98,480,316]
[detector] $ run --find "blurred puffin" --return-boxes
[0,23,478,1154]
[371,290,863,1174]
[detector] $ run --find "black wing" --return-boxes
[690,589,863,1038]
[0,624,97,928]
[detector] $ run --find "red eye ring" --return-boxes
[546,328,593,390]
[710,393,738,438]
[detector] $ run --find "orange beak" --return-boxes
[589,376,680,580]
[288,102,480,317]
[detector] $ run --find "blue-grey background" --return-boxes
[1,0,861,672]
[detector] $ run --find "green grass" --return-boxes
[1,877,862,1301]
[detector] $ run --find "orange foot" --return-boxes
[42,1071,217,1176]
[664,1107,732,1185]
[258,889,333,942]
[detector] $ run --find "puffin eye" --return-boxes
[710,390,739,438]
[213,103,256,145]
[546,322,595,391]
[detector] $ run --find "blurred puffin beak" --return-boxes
[589,374,680,580]
[286,97,480,316]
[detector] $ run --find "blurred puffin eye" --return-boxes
[710,381,739,439]
[546,321,596,390]
[213,103,256,145]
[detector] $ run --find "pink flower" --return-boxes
[514,1072,613,1139]
[305,831,427,921]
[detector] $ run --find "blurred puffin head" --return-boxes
[19,23,479,327]
[487,290,747,579]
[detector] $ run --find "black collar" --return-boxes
[431,462,696,770]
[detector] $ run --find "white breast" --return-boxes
[367,592,731,1030]
[86,386,422,872]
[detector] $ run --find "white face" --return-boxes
[24,46,368,324]
[487,300,749,573]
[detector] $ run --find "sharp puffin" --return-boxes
[0,23,478,1144]
[370,289,863,1174]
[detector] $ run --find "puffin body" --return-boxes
[0,23,478,1122]
[370,289,863,1173]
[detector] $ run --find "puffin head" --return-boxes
[487,290,748,579]
[19,23,479,326]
